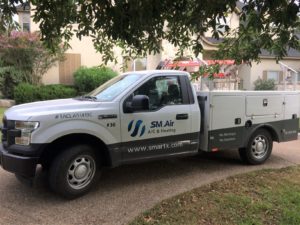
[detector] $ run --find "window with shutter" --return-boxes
[263,71,281,83]
[22,23,30,32]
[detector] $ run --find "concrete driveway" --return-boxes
[0,138,299,225]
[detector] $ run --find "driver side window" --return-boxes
[133,76,183,111]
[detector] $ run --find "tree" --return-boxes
[2,0,300,64]
[0,0,20,34]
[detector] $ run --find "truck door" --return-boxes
[120,75,197,162]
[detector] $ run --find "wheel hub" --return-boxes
[251,135,268,159]
[67,155,96,190]
[74,164,88,179]
[256,141,265,153]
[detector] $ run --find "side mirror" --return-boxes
[125,95,149,113]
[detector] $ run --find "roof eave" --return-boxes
[200,37,220,47]
[259,56,300,60]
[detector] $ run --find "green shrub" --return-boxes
[0,66,27,99]
[254,78,276,90]
[14,83,78,104]
[38,84,78,100]
[74,66,117,93]
[13,83,36,104]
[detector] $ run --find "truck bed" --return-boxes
[196,90,300,151]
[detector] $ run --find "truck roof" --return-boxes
[122,70,189,77]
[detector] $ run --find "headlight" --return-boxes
[15,121,39,145]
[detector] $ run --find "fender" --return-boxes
[243,123,281,147]
[31,120,118,145]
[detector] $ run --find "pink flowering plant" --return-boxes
[0,31,64,85]
[0,31,65,98]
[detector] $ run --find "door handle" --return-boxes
[176,113,189,120]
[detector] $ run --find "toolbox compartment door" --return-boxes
[211,95,245,130]
[209,95,245,149]
[284,94,299,119]
[246,95,283,117]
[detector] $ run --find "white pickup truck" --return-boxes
[0,70,299,198]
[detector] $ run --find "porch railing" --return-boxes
[192,77,243,91]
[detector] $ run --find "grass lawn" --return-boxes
[129,166,300,225]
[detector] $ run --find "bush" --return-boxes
[13,83,36,104]
[14,83,78,104]
[38,84,78,100]
[74,66,117,93]
[254,78,276,90]
[0,66,27,99]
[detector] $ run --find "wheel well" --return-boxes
[40,134,112,169]
[259,125,279,142]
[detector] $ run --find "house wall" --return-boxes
[229,12,240,31]
[146,53,161,70]
[125,39,198,72]
[160,39,196,60]
[238,64,251,90]
[17,11,30,31]
[204,12,240,38]
[31,19,126,84]
[239,58,300,90]
[41,63,60,84]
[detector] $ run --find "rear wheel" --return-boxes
[239,129,273,165]
[48,144,101,199]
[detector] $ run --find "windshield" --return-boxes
[88,74,142,101]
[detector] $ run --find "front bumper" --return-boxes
[0,145,39,177]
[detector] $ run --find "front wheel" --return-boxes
[239,129,273,165]
[48,145,101,199]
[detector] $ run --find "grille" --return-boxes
[1,118,16,146]
[1,117,8,142]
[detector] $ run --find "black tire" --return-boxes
[48,145,101,199]
[239,129,273,165]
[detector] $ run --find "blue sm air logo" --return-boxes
[128,120,146,137]
[128,119,175,137]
